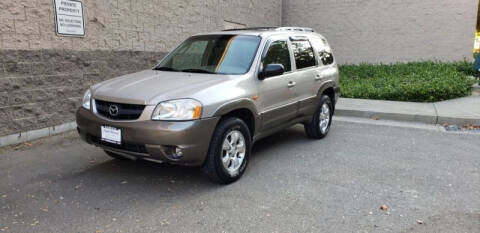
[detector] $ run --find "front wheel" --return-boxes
[304,95,333,139]
[202,117,251,184]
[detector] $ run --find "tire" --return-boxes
[104,150,131,161]
[202,117,251,184]
[304,95,333,139]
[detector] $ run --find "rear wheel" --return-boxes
[202,117,251,184]
[104,150,131,161]
[304,95,333,139]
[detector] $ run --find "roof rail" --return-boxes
[222,27,315,32]
[275,27,314,32]
[222,27,277,31]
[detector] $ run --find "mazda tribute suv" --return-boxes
[76,27,339,184]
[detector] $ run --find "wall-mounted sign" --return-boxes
[53,0,85,37]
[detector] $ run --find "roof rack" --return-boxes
[222,27,277,31]
[222,27,314,32]
[275,27,314,32]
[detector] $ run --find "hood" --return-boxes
[92,70,231,105]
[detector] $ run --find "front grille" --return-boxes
[95,99,145,120]
[90,135,148,154]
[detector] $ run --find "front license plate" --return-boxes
[101,126,121,144]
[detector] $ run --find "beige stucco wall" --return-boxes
[282,0,478,64]
[1,0,282,51]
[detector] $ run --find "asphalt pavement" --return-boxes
[0,119,479,233]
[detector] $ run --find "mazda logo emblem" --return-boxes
[109,105,119,116]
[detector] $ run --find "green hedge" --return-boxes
[339,61,476,102]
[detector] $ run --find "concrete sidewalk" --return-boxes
[335,96,480,125]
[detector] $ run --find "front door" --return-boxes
[257,38,297,131]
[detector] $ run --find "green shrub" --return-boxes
[453,60,479,84]
[453,60,477,77]
[339,62,475,102]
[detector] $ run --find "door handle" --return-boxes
[287,81,296,88]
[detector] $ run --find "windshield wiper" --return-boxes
[181,68,215,74]
[153,66,179,72]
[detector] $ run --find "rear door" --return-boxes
[289,37,320,117]
[257,36,298,131]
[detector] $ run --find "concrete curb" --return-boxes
[436,116,480,126]
[334,108,437,124]
[0,122,77,147]
[335,97,480,126]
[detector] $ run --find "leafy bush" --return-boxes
[454,60,477,77]
[339,62,476,102]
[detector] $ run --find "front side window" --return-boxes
[155,35,261,75]
[290,40,316,69]
[262,40,292,72]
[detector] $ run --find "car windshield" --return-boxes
[154,35,261,75]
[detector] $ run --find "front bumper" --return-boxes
[76,107,219,166]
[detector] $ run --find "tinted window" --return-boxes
[262,40,291,72]
[290,40,316,69]
[311,37,334,65]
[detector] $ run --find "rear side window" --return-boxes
[311,37,334,65]
[262,40,292,72]
[290,40,316,69]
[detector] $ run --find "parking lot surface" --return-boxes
[1,120,479,233]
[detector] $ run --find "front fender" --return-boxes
[212,98,260,134]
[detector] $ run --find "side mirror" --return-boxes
[259,64,285,80]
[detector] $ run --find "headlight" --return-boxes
[152,99,202,121]
[82,89,91,110]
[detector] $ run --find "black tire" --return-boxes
[202,117,251,184]
[104,150,131,161]
[304,95,333,139]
